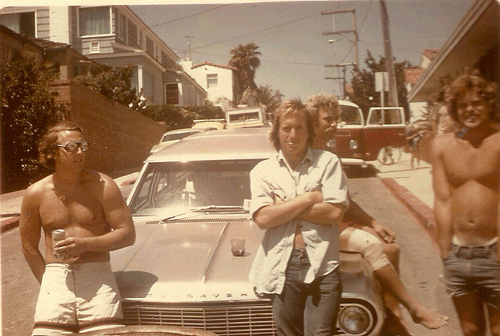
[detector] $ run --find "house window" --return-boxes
[146,36,154,56]
[142,68,155,103]
[186,85,194,105]
[165,83,179,105]
[117,12,126,42]
[79,6,111,36]
[161,51,169,68]
[207,74,218,88]
[73,65,87,77]
[127,21,138,47]
[0,12,35,36]
[90,42,100,54]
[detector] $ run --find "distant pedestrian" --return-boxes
[405,123,422,169]
[431,88,459,136]
[431,73,500,336]
[19,121,136,334]
[249,98,349,336]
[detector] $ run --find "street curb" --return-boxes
[1,216,20,233]
[380,177,439,247]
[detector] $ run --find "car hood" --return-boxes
[111,214,264,303]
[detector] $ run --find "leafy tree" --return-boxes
[184,102,224,121]
[74,64,144,111]
[256,84,283,120]
[347,50,412,120]
[142,104,192,131]
[1,52,66,192]
[229,43,261,105]
[142,101,225,131]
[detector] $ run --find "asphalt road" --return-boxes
[1,175,462,336]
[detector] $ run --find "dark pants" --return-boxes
[271,249,342,336]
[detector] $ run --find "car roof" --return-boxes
[147,127,276,163]
[337,100,361,108]
[161,128,205,135]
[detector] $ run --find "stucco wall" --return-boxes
[52,80,164,174]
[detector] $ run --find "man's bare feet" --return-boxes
[384,308,415,336]
[410,304,449,329]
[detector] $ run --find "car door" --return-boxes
[362,107,407,161]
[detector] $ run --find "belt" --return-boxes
[452,242,496,259]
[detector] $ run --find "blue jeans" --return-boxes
[443,242,500,308]
[271,249,342,336]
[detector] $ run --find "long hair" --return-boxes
[447,73,498,122]
[269,98,315,151]
[38,121,84,170]
[306,94,340,126]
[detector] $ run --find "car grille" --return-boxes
[123,300,378,336]
[123,301,278,336]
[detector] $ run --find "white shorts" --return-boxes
[340,227,390,271]
[33,262,124,335]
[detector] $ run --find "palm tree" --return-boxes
[256,84,283,119]
[229,43,261,105]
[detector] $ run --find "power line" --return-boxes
[188,11,321,52]
[182,49,325,66]
[149,5,230,28]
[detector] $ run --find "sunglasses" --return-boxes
[56,140,89,152]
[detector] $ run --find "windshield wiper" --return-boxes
[161,205,246,223]
[191,205,245,212]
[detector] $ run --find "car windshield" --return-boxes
[128,159,261,216]
[161,131,198,142]
[229,112,260,122]
[339,105,363,125]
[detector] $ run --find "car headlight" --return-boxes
[349,139,359,150]
[338,304,371,334]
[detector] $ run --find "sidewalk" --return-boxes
[0,171,140,233]
[371,151,439,246]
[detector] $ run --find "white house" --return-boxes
[180,59,237,111]
[0,5,206,106]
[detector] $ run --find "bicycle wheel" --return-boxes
[377,146,402,165]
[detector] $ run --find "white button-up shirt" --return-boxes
[249,148,349,295]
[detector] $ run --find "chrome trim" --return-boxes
[202,222,228,284]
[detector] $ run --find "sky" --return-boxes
[129,0,473,100]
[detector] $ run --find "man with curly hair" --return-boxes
[432,73,500,336]
[307,93,448,335]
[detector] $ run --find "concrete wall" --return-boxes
[52,80,164,174]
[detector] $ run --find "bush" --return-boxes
[1,51,66,193]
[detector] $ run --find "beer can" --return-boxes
[52,229,65,259]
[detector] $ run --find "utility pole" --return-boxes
[322,9,359,97]
[325,64,352,99]
[379,0,399,107]
[184,35,194,60]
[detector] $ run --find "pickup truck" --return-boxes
[335,101,407,167]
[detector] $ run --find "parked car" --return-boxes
[112,127,385,336]
[192,119,226,130]
[150,127,215,154]
[225,106,269,129]
[336,101,407,166]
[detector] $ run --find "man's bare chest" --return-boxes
[443,144,500,187]
[39,189,106,230]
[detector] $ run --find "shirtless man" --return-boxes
[432,73,500,336]
[20,121,136,335]
[307,93,448,335]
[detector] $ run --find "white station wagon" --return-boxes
[111,127,385,336]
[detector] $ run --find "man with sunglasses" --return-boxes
[19,120,136,335]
